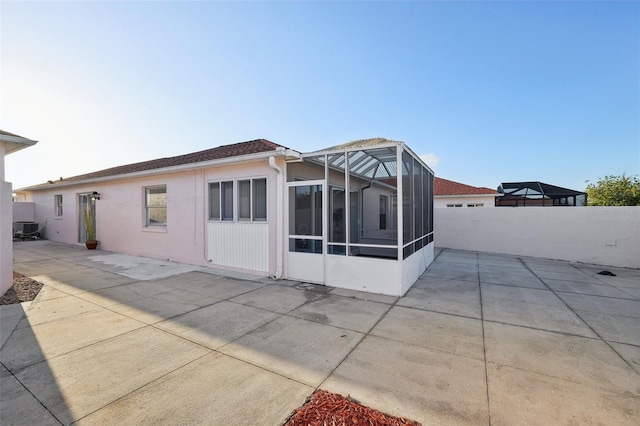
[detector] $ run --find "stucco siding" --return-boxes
[22,158,281,276]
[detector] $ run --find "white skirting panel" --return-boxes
[207,222,269,273]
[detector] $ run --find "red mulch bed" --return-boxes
[284,389,421,426]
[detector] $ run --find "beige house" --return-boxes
[434,177,501,208]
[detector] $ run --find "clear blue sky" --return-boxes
[2,1,638,191]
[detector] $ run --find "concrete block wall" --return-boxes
[434,206,640,269]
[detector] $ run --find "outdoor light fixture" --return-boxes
[91,191,101,201]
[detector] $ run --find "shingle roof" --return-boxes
[23,139,284,189]
[435,177,499,196]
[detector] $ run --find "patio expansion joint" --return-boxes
[0,360,65,425]
[519,258,640,375]
[476,253,492,426]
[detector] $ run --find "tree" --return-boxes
[586,174,640,206]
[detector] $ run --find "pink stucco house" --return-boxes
[16,138,434,296]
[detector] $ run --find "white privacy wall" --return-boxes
[434,206,640,268]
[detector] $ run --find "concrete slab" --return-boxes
[79,253,200,280]
[76,353,312,426]
[423,266,478,282]
[521,257,581,273]
[481,284,597,337]
[154,274,266,300]
[13,258,82,277]
[484,322,640,396]
[28,268,136,294]
[370,306,484,360]
[479,264,534,276]
[322,335,489,425]
[329,287,399,305]
[32,285,70,302]
[557,292,640,318]
[479,271,547,289]
[9,241,639,425]
[15,295,102,328]
[74,280,175,308]
[487,363,640,426]
[533,269,603,285]
[220,315,363,387]
[229,284,326,314]
[288,294,390,333]
[398,280,481,319]
[610,342,640,374]
[427,261,479,274]
[0,302,29,349]
[0,364,60,426]
[154,301,280,350]
[1,308,144,371]
[14,327,210,425]
[544,279,636,299]
[106,294,202,325]
[574,309,640,346]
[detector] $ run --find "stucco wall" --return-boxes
[434,206,640,268]
[13,202,35,222]
[0,181,12,295]
[24,159,281,276]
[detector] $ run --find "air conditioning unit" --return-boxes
[13,222,40,240]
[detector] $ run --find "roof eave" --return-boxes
[1,134,38,155]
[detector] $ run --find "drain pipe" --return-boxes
[269,156,284,279]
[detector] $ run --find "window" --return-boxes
[379,195,388,230]
[54,195,63,216]
[145,186,167,226]
[467,203,484,207]
[446,204,463,208]
[209,178,266,222]
[252,178,267,220]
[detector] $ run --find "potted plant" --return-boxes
[83,203,98,250]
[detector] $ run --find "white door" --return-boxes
[287,181,325,284]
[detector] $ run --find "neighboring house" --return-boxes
[1,130,38,296]
[16,138,434,296]
[434,177,501,208]
[496,181,587,207]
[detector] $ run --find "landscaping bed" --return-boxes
[284,389,421,426]
[0,272,43,305]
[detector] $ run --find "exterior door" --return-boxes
[287,181,324,283]
[78,194,96,243]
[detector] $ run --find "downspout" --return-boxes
[269,156,284,279]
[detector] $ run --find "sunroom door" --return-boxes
[287,181,324,284]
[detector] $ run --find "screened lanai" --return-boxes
[496,181,587,207]
[285,138,434,296]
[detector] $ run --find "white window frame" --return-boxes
[54,194,63,216]
[208,178,267,222]
[144,185,167,227]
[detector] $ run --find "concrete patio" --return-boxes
[1,241,639,425]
